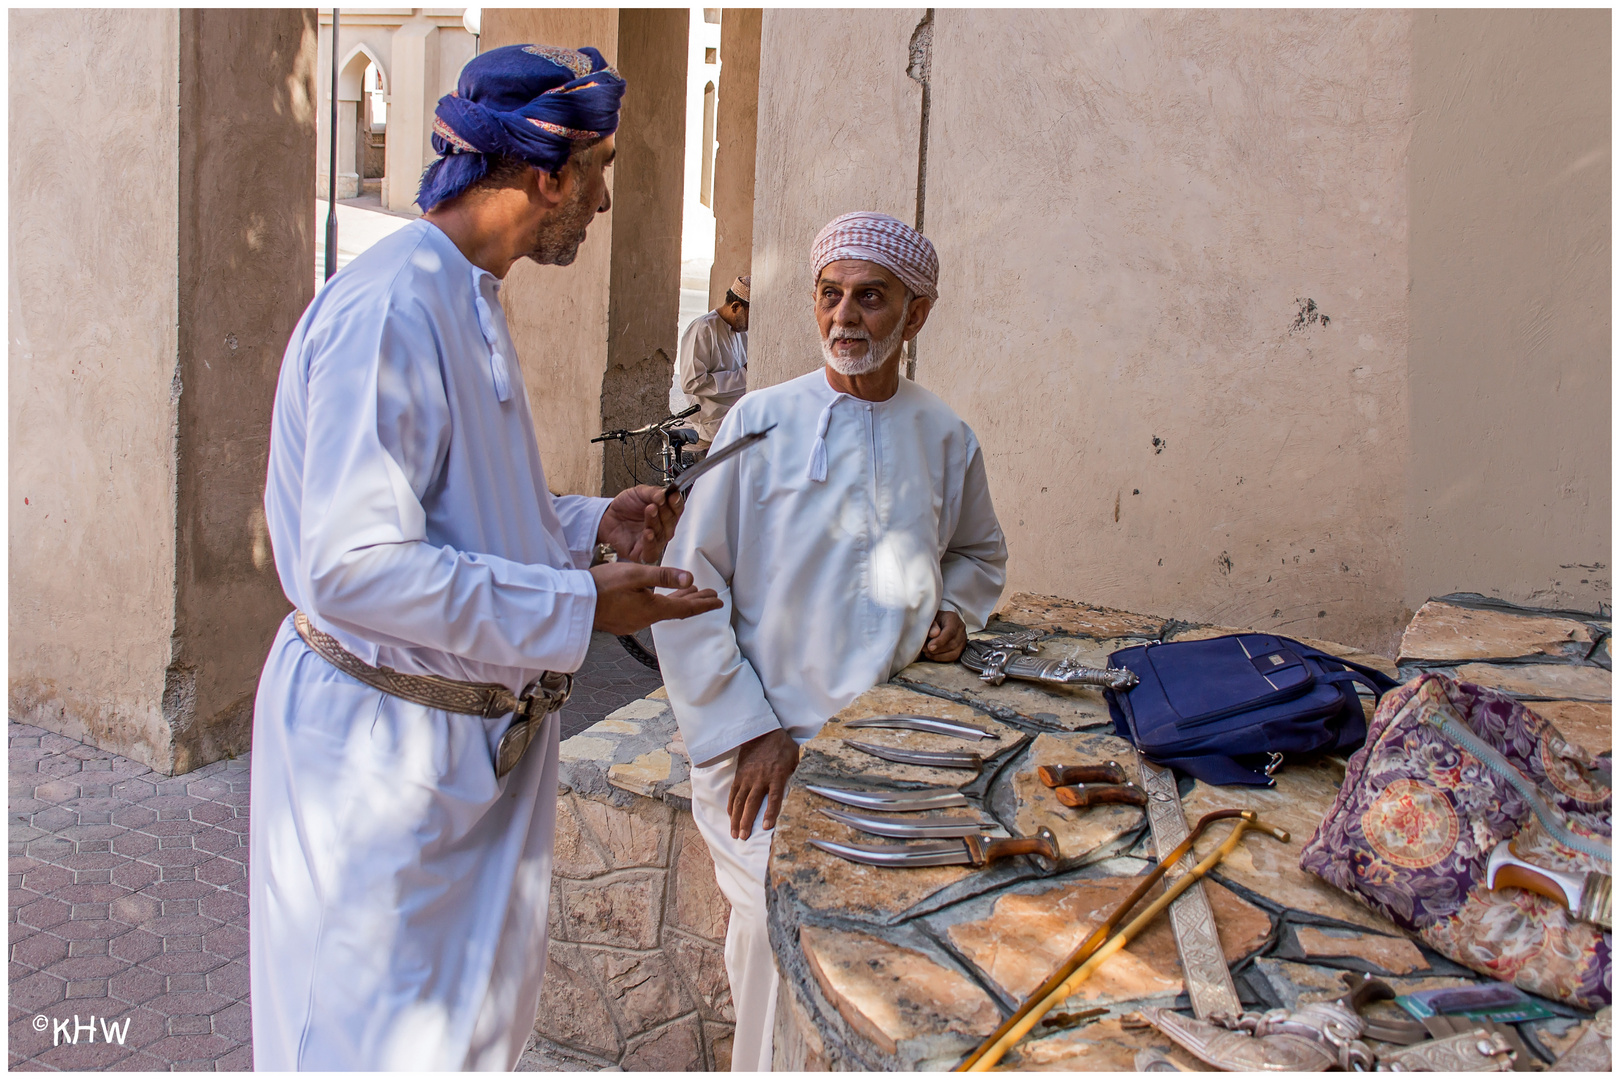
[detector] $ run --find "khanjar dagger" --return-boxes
[804,783,969,812]
[845,715,1000,740]
[810,827,1059,869]
[818,807,993,839]
[842,739,983,773]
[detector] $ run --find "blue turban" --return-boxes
[416,44,626,212]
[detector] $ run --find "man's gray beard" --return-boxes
[822,315,908,376]
[527,181,595,266]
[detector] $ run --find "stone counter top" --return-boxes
[765,592,1611,1071]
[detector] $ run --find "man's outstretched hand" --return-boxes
[728,728,799,840]
[922,608,967,661]
[599,485,682,565]
[590,563,720,635]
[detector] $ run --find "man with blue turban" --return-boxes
[250,45,721,1069]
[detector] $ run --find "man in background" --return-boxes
[674,274,750,448]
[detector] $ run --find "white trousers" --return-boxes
[249,616,561,1070]
[689,755,780,1072]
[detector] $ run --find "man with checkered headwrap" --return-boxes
[653,212,1009,1069]
[250,45,721,1069]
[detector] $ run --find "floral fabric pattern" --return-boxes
[1299,673,1611,1010]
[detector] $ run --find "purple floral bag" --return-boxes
[1299,672,1610,1010]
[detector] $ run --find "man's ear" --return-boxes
[533,163,568,210]
[901,295,934,341]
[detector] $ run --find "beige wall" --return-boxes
[1407,9,1611,615]
[10,9,184,764]
[749,9,1609,655]
[10,10,318,771]
[749,8,925,389]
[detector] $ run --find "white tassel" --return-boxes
[807,394,846,482]
[473,289,511,402]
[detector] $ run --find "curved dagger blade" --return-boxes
[842,740,983,772]
[808,836,972,867]
[804,783,969,811]
[844,715,1000,740]
[819,807,991,839]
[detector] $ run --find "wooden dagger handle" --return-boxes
[1038,762,1127,787]
[979,831,1059,864]
[1055,783,1149,809]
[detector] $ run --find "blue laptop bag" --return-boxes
[1105,634,1401,786]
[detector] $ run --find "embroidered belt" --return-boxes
[293,611,572,779]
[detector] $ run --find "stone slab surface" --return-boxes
[1293,925,1428,975]
[1398,600,1598,664]
[1182,759,1402,934]
[946,875,1271,1006]
[995,1015,1196,1072]
[799,925,998,1058]
[1452,661,1612,702]
[1529,700,1613,756]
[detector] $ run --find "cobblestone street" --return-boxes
[9,632,663,1071]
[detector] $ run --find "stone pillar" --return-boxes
[483,9,688,498]
[707,8,762,310]
[601,8,689,496]
[384,15,441,217]
[10,9,316,774]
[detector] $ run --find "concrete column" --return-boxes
[601,8,689,496]
[10,9,317,773]
[335,98,361,198]
[708,8,761,310]
[385,17,438,216]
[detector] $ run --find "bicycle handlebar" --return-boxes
[592,403,702,443]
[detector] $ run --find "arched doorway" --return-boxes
[334,45,383,199]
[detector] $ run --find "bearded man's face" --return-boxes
[528,137,614,266]
[814,260,915,376]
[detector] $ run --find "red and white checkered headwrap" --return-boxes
[811,212,939,301]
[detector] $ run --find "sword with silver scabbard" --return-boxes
[810,827,1060,870]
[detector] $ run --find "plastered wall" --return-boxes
[749,8,924,389]
[10,9,183,763]
[1407,9,1611,615]
[924,9,1413,652]
[10,10,318,772]
[748,9,1609,655]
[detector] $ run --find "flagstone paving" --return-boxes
[9,631,664,1071]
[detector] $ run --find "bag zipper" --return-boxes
[1417,704,1611,863]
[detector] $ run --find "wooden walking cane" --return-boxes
[959,810,1289,1072]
